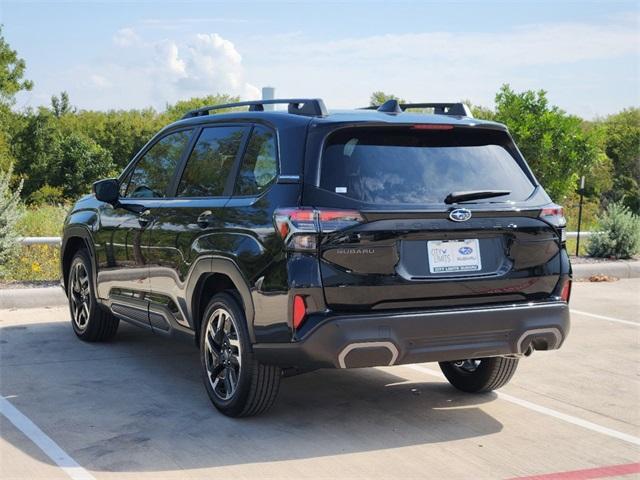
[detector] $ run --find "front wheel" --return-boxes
[200,292,281,417]
[67,250,119,342]
[439,357,519,393]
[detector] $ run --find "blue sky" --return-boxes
[2,0,639,118]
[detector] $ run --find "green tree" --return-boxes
[462,99,495,120]
[51,91,73,118]
[369,91,406,106]
[163,93,240,122]
[12,108,61,196]
[0,25,33,106]
[59,108,165,168]
[0,114,14,171]
[12,109,115,198]
[492,84,600,201]
[0,26,33,176]
[599,108,640,212]
[55,133,115,197]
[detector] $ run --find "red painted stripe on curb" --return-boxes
[508,462,640,480]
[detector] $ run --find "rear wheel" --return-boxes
[67,250,119,342]
[200,292,281,417]
[439,357,519,393]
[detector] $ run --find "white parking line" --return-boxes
[0,396,96,480]
[570,309,639,326]
[403,364,640,447]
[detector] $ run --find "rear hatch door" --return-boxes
[303,124,563,311]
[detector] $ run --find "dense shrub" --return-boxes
[587,202,640,259]
[28,184,65,205]
[0,165,22,274]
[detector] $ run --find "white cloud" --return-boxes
[240,21,639,116]
[277,23,638,67]
[156,40,186,77]
[90,74,111,88]
[83,30,259,109]
[112,27,140,47]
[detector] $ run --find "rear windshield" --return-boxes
[319,127,535,205]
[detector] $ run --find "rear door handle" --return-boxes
[197,210,213,228]
[138,209,152,227]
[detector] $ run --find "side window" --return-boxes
[235,125,277,196]
[125,130,192,198]
[176,126,245,197]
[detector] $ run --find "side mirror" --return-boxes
[93,178,119,205]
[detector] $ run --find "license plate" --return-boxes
[427,239,482,274]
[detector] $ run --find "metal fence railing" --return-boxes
[18,237,62,246]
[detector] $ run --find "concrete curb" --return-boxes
[0,287,67,310]
[1,260,638,309]
[572,260,640,280]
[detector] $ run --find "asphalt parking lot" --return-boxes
[1,279,639,480]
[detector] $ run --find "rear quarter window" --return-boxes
[319,127,535,205]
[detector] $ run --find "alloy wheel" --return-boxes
[452,359,481,373]
[70,262,91,331]
[204,308,242,400]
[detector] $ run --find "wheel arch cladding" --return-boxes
[61,231,94,292]
[191,257,256,344]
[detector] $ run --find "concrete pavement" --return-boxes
[1,280,639,479]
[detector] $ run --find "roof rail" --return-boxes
[181,98,328,119]
[364,100,473,117]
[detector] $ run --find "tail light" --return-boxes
[274,208,364,251]
[539,205,567,242]
[292,295,307,330]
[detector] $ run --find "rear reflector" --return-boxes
[560,279,572,302]
[292,295,307,329]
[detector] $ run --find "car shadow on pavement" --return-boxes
[1,319,502,473]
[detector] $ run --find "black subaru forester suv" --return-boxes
[61,98,571,417]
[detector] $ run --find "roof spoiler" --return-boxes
[364,100,473,117]
[181,98,328,119]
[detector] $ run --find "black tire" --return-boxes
[200,292,281,417]
[439,357,519,393]
[67,250,119,342]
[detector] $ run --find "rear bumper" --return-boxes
[253,301,570,369]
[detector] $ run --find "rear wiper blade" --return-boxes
[444,190,511,204]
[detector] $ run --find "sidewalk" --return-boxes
[0,286,66,310]
[572,260,640,280]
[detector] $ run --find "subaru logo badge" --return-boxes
[449,208,472,222]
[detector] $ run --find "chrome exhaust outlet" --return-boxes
[338,341,399,369]
[517,328,563,355]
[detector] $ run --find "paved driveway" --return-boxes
[1,280,639,479]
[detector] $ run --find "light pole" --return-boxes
[262,87,275,111]
[575,175,585,256]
